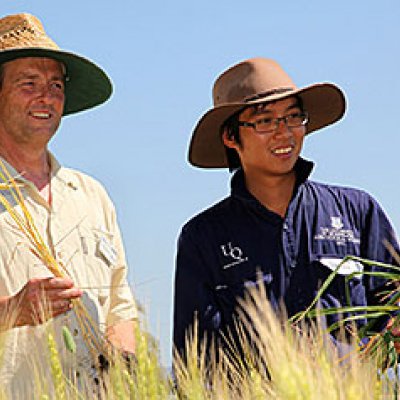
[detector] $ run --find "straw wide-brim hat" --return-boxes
[0,13,112,115]
[189,58,346,168]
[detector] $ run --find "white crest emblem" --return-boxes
[331,216,343,230]
[314,216,360,246]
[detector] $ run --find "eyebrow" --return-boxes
[248,101,301,117]
[13,71,65,83]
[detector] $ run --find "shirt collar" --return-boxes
[0,151,61,185]
[48,152,62,177]
[231,157,314,199]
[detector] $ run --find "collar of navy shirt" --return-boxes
[230,157,314,207]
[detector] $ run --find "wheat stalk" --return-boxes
[46,331,66,400]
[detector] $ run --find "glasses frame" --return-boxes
[238,112,308,134]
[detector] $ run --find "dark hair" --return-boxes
[0,64,4,90]
[222,111,243,171]
[221,96,306,172]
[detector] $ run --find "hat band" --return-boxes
[244,87,294,102]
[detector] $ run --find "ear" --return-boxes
[222,130,238,150]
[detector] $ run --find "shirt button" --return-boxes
[291,261,297,268]
[57,251,64,259]
[283,223,289,231]
[73,328,79,336]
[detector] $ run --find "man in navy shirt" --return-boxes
[173,58,399,362]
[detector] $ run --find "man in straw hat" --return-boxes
[0,13,136,393]
[173,58,400,362]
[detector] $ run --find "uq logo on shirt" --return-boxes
[314,216,360,246]
[220,242,248,269]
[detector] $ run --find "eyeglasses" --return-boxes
[238,112,308,134]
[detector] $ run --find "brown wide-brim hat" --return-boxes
[189,58,346,168]
[0,13,112,115]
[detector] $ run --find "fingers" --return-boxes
[46,278,83,300]
[11,276,84,327]
[27,277,83,301]
[51,299,73,317]
[386,318,400,354]
[30,300,72,323]
[36,277,74,290]
[47,277,74,289]
[40,279,82,314]
[22,277,82,321]
[46,281,83,301]
[394,343,400,354]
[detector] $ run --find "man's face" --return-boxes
[223,97,306,178]
[0,57,65,148]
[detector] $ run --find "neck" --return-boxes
[244,169,297,218]
[0,141,50,191]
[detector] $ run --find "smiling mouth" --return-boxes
[271,145,294,155]
[30,111,51,119]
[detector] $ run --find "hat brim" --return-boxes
[0,48,112,115]
[188,83,346,168]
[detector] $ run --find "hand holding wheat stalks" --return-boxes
[4,276,82,328]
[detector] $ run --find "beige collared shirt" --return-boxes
[0,154,137,394]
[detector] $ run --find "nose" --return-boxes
[36,83,59,100]
[34,85,50,103]
[273,117,292,138]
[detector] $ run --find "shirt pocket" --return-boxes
[310,253,367,309]
[78,225,115,306]
[317,256,364,279]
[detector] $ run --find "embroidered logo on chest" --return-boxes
[220,242,248,269]
[314,216,360,246]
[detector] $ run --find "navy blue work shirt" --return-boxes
[173,157,399,358]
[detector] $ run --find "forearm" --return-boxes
[106,319,136,354]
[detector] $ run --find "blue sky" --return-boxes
[3,1,400,364]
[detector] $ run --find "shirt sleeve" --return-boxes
[105,200,137,327]
[173,224,222,360]
[361,194,400,304]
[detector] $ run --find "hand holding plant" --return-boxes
[4,276,83,327]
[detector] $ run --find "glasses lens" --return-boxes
[286,113,307,127]
[255,118,274,132]
[250,113,308,133]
